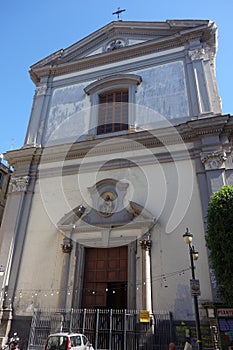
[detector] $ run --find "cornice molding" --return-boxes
[4,147,42,174]
[4,115,232,174]
[37,115,233,178]
[30,26,214,84]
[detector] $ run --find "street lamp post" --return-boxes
[183,228,203,350]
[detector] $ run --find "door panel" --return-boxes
[82,246,128,309]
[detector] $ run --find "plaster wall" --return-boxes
[43,61,189,145]
[12,185,63,313]
[148,160,212,319]
[13,152,212,318]
[52,47,184,82]
[135,61,189,122]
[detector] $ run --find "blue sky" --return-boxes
[1,0,232,154]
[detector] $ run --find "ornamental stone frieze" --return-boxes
[201,150,227,170]
[9,176,30,193]
[188,46,214,62]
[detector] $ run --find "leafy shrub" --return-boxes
[206,185,233,305]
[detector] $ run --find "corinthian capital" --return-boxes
[201,150,227,170]
[139,237,152,251]
[61,238,73,253]
[9,176,30,193]
[188,47,214,62]
[35,84,47,96]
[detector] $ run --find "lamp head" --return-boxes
[183,228,193,245]
[192,247,199,260]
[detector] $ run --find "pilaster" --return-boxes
[200,150,227,194]
[0,148,39,310]
[139,234,152,312]
[196,148,228,302]
[187,47,211,116]
[59,237,73,309]
[127,241,137,309]
[24,81,52,147]
[72,244,85,309]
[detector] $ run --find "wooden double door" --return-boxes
[82,246,128,309]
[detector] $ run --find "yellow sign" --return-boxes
[140,310,150,323]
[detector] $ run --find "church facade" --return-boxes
[0,19,233,341]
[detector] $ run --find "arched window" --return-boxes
[84,74,142,137]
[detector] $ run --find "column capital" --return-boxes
[35,84,47,96]
[9,176,30,193]
[61,238,73,254]
[188,47,214,62]
[139,237,152,251]
[200,150,227,170]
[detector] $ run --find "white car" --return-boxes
[44,333,94,350]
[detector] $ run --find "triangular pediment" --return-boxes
[30,19,215,74]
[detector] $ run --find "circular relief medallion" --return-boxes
[106,39,126,51]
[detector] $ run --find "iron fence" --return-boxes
[28,308,172,350]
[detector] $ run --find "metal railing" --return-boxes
[28,308,172,350]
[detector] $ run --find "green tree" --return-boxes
[206,185,233,305]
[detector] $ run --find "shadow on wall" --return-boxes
[174,284,193,320]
